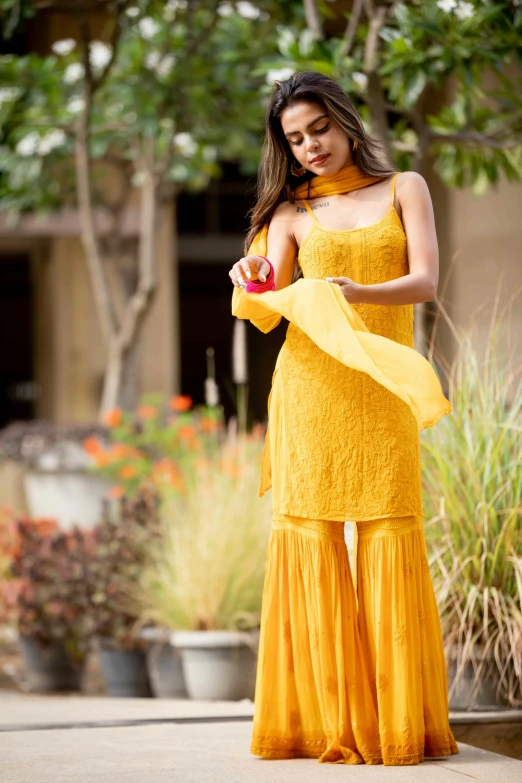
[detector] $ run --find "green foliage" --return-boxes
[0,0,302,216]
[134,429,272,632]
[422,296,522,706]
[253,0,522,189]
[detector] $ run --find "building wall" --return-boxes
[449,177,521,361]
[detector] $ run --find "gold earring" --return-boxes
[291,160,307,177]
[353,139,359,151]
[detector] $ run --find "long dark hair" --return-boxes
[244,70,397,258]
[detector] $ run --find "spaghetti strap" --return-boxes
[301,198,320,223]
[390,173,401,209]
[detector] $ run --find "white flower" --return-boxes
[145,51,175,76]
[89,41,112,70]
[131,171,148,187]
[266,67,295,85]
[145,51,162,69]
[164,0,187,19]
[352,71,368,90]
[0,87,20,105]
[157,54,175,76]
[237,1,261,19]
[16,129,67,157]
[37,129,66,155]
[174,132,197,156]
[455,1,474,19]
[126,6,140,17]
[137,17,161,40]
[217,3,234,17]
[16,132,40,157]
[63,62,84,84]
[66,97,85,114]
[437,0,458,11]
[202,145,217,162]
[52,38,76,56]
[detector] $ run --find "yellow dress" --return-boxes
[232,173,458,765]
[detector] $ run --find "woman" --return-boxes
[229,71,458,766]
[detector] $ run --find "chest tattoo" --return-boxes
[296,201,329,213]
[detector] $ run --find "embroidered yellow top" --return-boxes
[232,173,451,522]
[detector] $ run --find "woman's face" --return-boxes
[280,100,352,177]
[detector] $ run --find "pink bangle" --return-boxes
[245,257,276,293]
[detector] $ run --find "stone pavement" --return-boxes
[1,692,521,783]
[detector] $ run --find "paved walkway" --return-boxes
[1,692,521,783]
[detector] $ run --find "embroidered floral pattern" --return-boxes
[376,673,389,695]
[261,201,423,523]
[394,623,407,645]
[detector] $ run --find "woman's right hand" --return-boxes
[229,255,272,288]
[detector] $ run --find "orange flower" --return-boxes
[119,464,138,479]
[93,451,112,467]
[186,437,202,452]
[103,408,122,428]
[251,422,266,440]
[200,417,219,433]
[83,436,104,456]
[220,459,245,479]
[178,425,197,439]
[137,405,159,420]
[152,458,185,491]
[170,394,193,412]
[109,485,125,499]
[110,443,142,460]
[34,518,59,536]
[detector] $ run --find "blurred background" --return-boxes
[0,0,520,755]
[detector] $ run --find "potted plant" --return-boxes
[422,308,522,709]
[9,514,91,692]
[84,392,232,698]
[84,488,163,698]
[84,393,224,501]
[0,420,111,529]
[134,425,271,701]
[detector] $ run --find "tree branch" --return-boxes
[303,0,323,40]
[428,129,521,149]
[74,3,118,339]
[340,0,364,59]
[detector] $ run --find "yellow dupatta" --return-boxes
[231,162,452,432]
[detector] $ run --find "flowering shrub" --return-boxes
[84,393,225,498]
[5,489,163,655]
[9,514,92,661]
[85,488,163,651]
[0,506,23,625]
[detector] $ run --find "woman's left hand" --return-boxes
[325,276,361,304]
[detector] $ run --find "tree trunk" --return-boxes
[100,333,141,413]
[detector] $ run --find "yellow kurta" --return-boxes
[232,173,458,765]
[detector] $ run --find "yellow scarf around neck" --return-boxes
[231,162,452,433]
[246,161,386,258]
[293,160,386,200]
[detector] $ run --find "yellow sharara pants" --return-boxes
[250,513,459,766]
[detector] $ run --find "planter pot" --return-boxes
[99,645,151,698]
[147,642,187,699]
[25,466,111,530]
[447,655,509,710]
[171,629,259,701]
[139,627,187,699]
[19,634,84,692]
